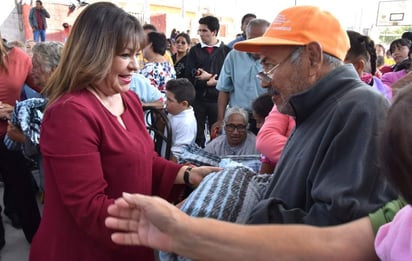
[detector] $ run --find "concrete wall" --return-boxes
[0,1,25,42]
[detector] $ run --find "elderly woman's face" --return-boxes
[224,113,248,147]
[31,54,52,88]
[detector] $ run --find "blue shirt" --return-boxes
[216,50,266,111]
[129,73,163,103]
[227,35,245,49]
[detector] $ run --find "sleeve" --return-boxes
[131,75,163,103]
[170,120,195,156]
[28,9,34,27]
[381,71,401,87]
[302,96,396,225]
[256,106,295,163]
[43,9,50,18]
[369,198,406,235]
[183,48,197,82]
[151,152,182,201]
[216,52,234,92]
[40,101,119,250]
[183,47,207,89]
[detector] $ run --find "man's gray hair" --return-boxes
[290,46,343,69]
[246,18,270,32]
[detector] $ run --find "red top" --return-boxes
[0,47,33,136]
[30,90,182,261]
[36,9,44,29]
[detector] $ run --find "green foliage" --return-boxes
[379,26,412,45]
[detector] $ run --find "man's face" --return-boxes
[259,45,310,116]
[35,2,42,9]
[197,24,214,45]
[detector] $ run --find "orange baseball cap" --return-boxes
[234,6,350,61]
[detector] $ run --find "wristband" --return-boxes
[184,167,193,186]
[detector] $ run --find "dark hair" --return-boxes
[389,38,412,71]
[389,38,411,54]
[199,16,220,35]
[345,30,377,75]
[143,24,157,32]
[175,32,191,45]
[147,31,167,55]
[252,93,273,119]
[43,2,144,104]
[380,83,412,204]
[401,31,412,42]
[241,13,256,24]
[166,78,195,105]
[36,0,43,5]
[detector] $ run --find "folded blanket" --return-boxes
[176,143,261,173]
[3,98,47,159]
[159,164,272,261]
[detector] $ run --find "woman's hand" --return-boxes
[188,166,222,186]
[175,165,222,186]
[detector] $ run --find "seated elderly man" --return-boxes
[204,107,258,156]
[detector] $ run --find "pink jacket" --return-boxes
[381,69,407,87]
[256,106,295,164]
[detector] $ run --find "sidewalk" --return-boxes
[0,183,32,261]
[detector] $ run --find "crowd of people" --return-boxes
[0,1,412,260]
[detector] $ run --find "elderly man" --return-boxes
[213,19,270,135]
[204,107,258,156]
[104,6,401,260]
[233,5,397,226]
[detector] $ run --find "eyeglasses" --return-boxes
[256,47,300,84]
[224,124,247,132]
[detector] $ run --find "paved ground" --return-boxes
[0,182,31,261]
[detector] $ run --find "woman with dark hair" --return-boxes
[380,38,411,74]
[381,43,412,91]
[29,3,218,261]
[172,32,191,78]
[344,30,392,100]
[139,31,176,91]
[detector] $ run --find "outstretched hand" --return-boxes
[105,193,190,252]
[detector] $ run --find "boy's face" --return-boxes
[165,91,187,115]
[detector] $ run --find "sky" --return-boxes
[224,0,379,30]
[210,0,412,42]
